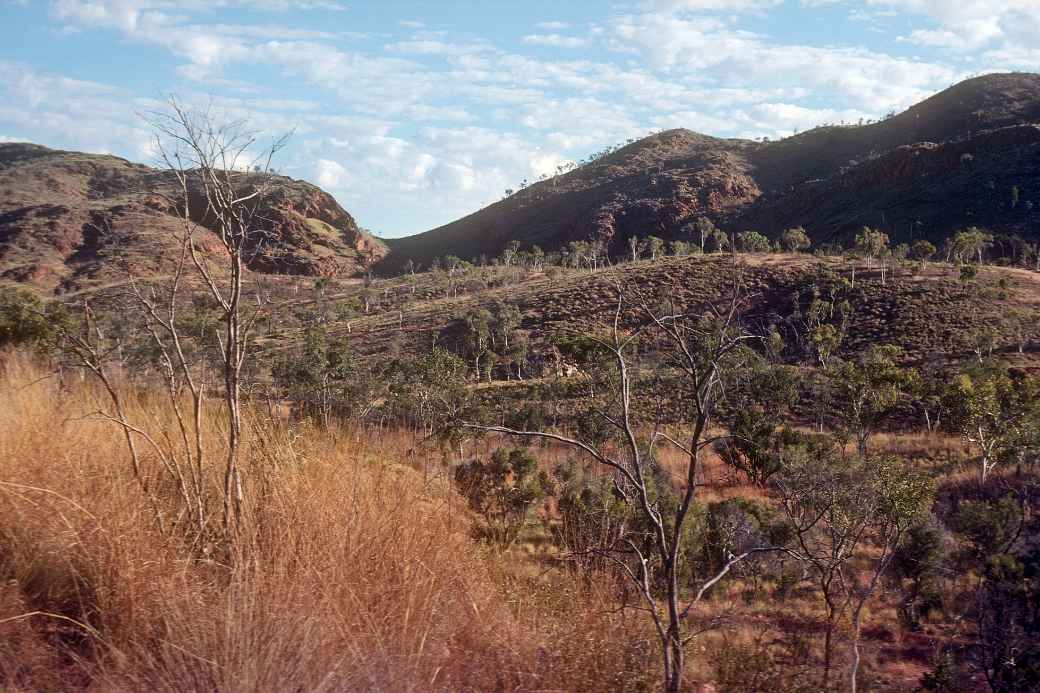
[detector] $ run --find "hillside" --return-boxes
[379,73,1040,273]
[0,143,388,294]
[263,253,1040,378]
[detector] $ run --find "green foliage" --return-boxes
[949,496,1023,561]
[942,367,1040,481]
[736,230,771,253]
[854,226,889,262]
[781,226,811,253]
[272,325,372,427]
[951,227,994,264]
[911,239,937,261]
[385,347,472,436]
[718,364,803,485]
[549,460,631,573]
[826,345,918,457]
[0,288,55,349]
[454,447,547,545]
[975,547,1040,692]
[890,516,948,628]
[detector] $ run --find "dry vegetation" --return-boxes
[0,354,657,692]
[1,351,1006,692]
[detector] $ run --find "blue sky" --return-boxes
[1,1,1038,238]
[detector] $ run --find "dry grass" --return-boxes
[0,353,651,692]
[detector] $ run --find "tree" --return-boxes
[460,307,493,381]
[708,228,730,253]
[781,227,811,253]
[385,347,471,438]
[911,239,937,262]
[454,448,547,545]
[854,226,889,269]
[691,217,717,253]
[641,235,665,261]
[736,231,771,253]
[465,275,776,692]
[826,346,919,458]
[670,240,693,257]
[716,363,802,486]
[776,450,932,691]
[942,366,1040,482]
[629,235,641,262]
[272,325,374,428]
[0,288,55,349]
[951,227,994,264]
[148,98,290,541]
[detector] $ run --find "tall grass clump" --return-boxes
[0,353,651,691]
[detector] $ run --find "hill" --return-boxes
[262,253,1040,379]
[379,73,1040,273]
[0,143,387,294]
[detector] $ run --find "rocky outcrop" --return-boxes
[0,144,387,294]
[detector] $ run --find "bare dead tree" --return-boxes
[146,97,290,542]
[465,271,778,692]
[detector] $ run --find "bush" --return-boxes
[454,448,547,545]
[0,288,55,349]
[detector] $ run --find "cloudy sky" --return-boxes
[0,1,1037,237]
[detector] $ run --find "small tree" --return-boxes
[826,345,918,458]
[641,235,665,261]
[0,288,55,349]
[854,226,889,270]
[942,366,1040,482]
[144,98,290,542]
[911,239,937,262]
[951,227,994,264]
[777,450,932,691]
[465,274,777,692]
[781,227,811,253]
[736,231,771,253]
[691,217,717,253]
[454,447,546,545]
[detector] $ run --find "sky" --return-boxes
[0,1,1038,238]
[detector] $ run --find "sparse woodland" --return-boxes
[3,105,1040,693]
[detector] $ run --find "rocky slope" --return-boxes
[380,72,1040,273]
[0,143,387,294]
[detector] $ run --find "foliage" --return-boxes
[454,447,547,545]
[781,227,812,253]
[736,230,771,253]
[385,347,472,436]
[854,226,890,264]
[911,239,937,261]
[889,515,948,628]
[272,325,373,426]
[0,288,55,349]
[942,366,1040,482]
[975,548,1040,692]
[825,345,918,457]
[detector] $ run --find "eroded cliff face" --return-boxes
[0,144,387,294]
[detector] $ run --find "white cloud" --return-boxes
[521,34,590,48]
[863,1,1040,52]
[535,21,570,30]
[315,158,349,188]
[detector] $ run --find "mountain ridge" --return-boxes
[379,72,1040,273]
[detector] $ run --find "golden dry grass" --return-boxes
[0,353,652,692]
